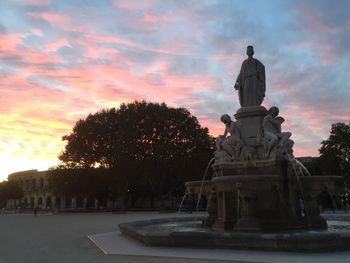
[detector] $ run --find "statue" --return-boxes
[234,45,266,107]
[215,114,242,160]
[263,106,293,157]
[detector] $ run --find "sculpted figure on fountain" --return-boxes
[215,114,242,162]
[263,106,294,158]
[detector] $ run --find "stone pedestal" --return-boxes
[186,160,343,232]
[234,106,267,145]
[211,172,304,231]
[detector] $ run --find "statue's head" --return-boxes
[220,114,232,124]
[247,45,254,57]
[268,106,279,117]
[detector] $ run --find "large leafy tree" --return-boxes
[57,101,214,204]
[58,107,120,168]
[48,168,111,200]
[319,122,350,184]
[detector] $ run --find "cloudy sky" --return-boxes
[1,0,349,181]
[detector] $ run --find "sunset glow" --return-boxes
[1,0,350,181]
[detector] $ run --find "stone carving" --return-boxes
[263,106,294,158]
[215,114,242,161]
[234,46,266,107]
[240,145,258,164]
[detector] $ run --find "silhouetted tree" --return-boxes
[57,101,214,207]
[48,168,111,200]
[319,122,350,184]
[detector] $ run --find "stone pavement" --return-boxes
[1,211,350,263]
[0,212,244,263]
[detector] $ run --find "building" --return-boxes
[6,169,98,210]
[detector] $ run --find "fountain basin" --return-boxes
[118,216,350,252]
[186,175,343,231]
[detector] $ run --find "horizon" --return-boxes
[1,0,350,181]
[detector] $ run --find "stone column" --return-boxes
[42,196,46,209]
[61,197,65,209]
[234,106,267,146]
[52,196,56,209]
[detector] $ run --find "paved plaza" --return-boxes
[1,212,350,263]
[0,212,236,263]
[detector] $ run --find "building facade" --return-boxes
[6,170,99,210]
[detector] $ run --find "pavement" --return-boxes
[1,211,350,263]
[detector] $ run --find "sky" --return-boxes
[0,0,350,181]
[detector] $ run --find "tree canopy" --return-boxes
[55,101,214,205]
[319,122,350,183]
[48,168,110,199]
[59,101,213,168]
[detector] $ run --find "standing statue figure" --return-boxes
[215,114,242,160]
[234,46,266,107]
[263,106,293,157]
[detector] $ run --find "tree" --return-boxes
[319,122,350,184]
[48,168,111,200]
[58,101,214,207]
[58,108,120,168]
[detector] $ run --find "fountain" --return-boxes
[119,46,348,252]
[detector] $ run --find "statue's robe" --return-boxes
[236,58,265,107]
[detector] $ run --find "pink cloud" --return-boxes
[27,12,71,25]
[198,117,222,137]
[22,48,66,65]
[83,34,133,45]
[82,32,194,56]
[114,0,155,10]
[19,56,218,113]
[143,13,159,24]
[0,73,100,129]
[298,4,332,34]
[45,39,72,53]
[293,146,318,157]
[0,75,64,108]
[0,33,23,52]
[295,3,343,66]
[26,11,87,35]
[31,28,43,37]
[289,40,335,66]
[0,34,66,67]
[265,74,349,157]
[17,0,51,5]
[83,45,119,60]
[141,12,175,25]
